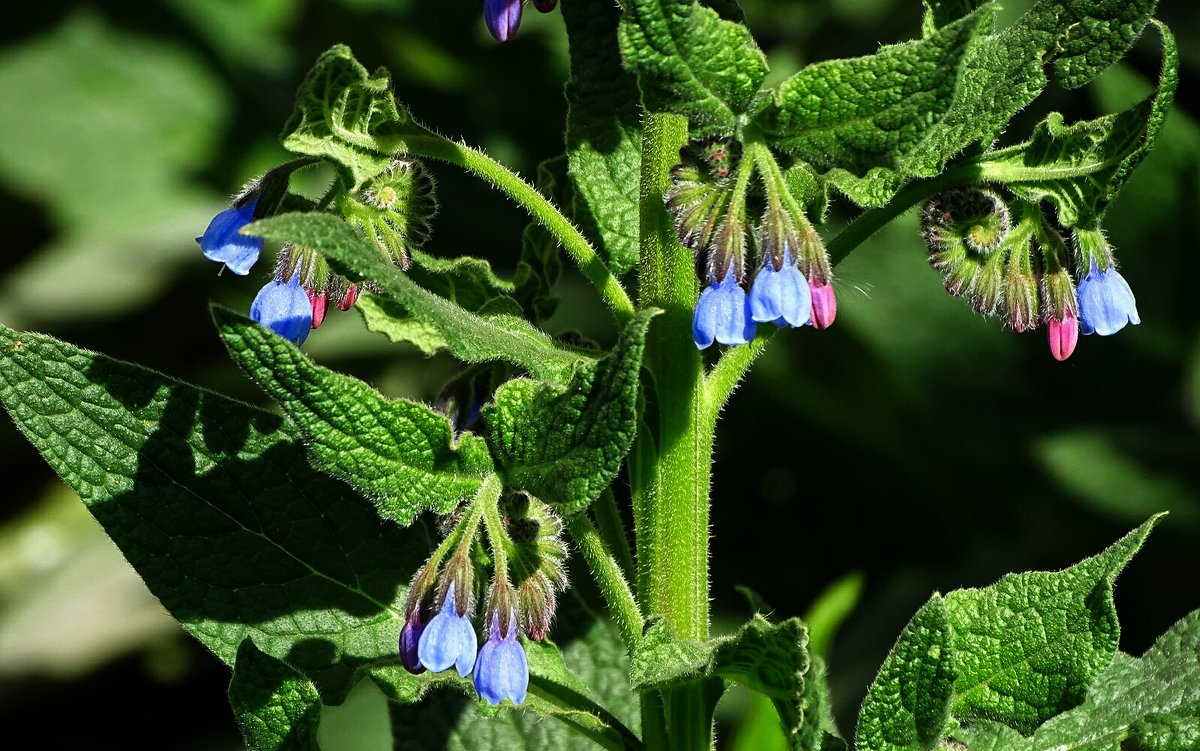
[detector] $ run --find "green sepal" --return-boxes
[855,597,956,751]
[246,211,592,383]
[0,323,427,701]
[228,639,322,751]
[957,609,1200,751]
[281,44,427,188]
[618,0,768,137]
[944,514,1162,733]
[978,21,1178,227]
[483,309,658,516]
[564,0,643,276]
[631,615,811,745]
[215,308,495,526]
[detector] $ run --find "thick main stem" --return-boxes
[632,112,714,750]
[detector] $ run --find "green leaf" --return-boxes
[0,323,427,700]
[483,309,657,515]
[618,0,768,136]
[944,515,1161,734]
[921,0,988,35]
[563,0,643,276]
[246,211,591,383]
[374,601,640,750]
[356,291,448,355]
[229,639,322,751]
[959,609,1200,751]
[631,615,810,745]
[761,11,989,188]
[856,597,956,751]
[978,21,1178,227]
[356,249,517,355]
[215,308,494,526]
[281,44,425,187]
[764,0,1157,207]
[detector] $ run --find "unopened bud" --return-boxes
[1046,308,1079,361]
[809,282,837,330]
[307,289,328,329]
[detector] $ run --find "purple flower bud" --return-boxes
[1077,261,1139,336]
[399,615,426,675]
[749,248,812,328]
[250,271,312,346]
[1047,308,1079,361]
[417,582,478,676]
[197,196,263,276]
[809,282,837,330]
[473,611,528,705]
[693,274,755,349]
[484,0,523,42]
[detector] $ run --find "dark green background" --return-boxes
[0,0,1196,747]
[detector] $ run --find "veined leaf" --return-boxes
[0,323,426,700]
[618,0,768,136]
[856,597,956,751]
[484,309,657,515]
[764,0,1158,207]
[281,44,425,187]
[944,516,1161,733]
[246,211,591,383]
[959,609,1200,751]
[229,639,322,751]
[564,0,643,275]
[216,309,494,526]
[978,21,1178,226]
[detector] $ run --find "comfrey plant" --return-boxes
[0,1,1195,750]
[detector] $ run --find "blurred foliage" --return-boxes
[0,0,1197,747]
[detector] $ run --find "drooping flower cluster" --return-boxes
[400,493,566,706]
[666,140,836,350]
[921,189,1139,360]
[197,154,436,345]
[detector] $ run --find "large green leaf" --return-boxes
[618,0,768,136]
[229,639,322,751]
[856,597,956,751]
[978,21,1178,226]
[762,11,989,188]
[959,609,1200,751]
[763,0,1158,207]
[943,516,1161,733]
[484,310,657,516]
[563,0,643,276]
[281,44,425,187]
[246,211,591,383]
[216,309,494,526]
[0,323,427,700]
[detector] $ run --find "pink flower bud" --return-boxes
[809,282,837,330]
[307,289,328,329]
[1047,308,1079,361]
[337,283,358,311]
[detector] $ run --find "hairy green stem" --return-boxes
[405,131,636,325]
[826,163,982,265]
[632,111,714,751]
[567,514,643,651]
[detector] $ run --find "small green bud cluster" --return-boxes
[338,157,438,270]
